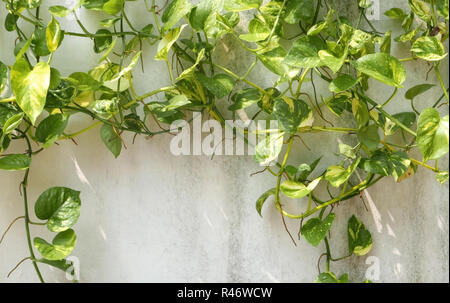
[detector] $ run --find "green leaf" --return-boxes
[411,36,447,61]
[301,213,335,247]
[155,25,187,61]
[436,0,449,20]
[352,97,369,127]
[298,156,322,182]
[254,131,284,165]
[352,53,406,88]
[280,177,322,199]
[239,18,270,42]
[325,158,361,188]
[384,8,406,20]
[48,6,72,17]
[90,98,119,119]
[11,60,50,125]
[329,74,358,93]
[165,94,191,111]
[189,0,223,31]
[348,215,372,256]
[224,0,262,12]
[284,36,326,68]
[284,0,314,24]
[324,94,351,116]
[339,143,357,159]
[436,171,449,184]
[405,83,435,100]
[229,88,262,111]
[382,112,416,136]
[103,0,125,15]
[100,123,122,158]
[315,272,348,283]
[2,112,24,134]
[0,61,7,95]
[69,72,101,91]
[195,73,235,98]
[34,187,81,233]
[257,46,296,77]
[360,150,411,181]
[46,17,63,53]
[408,0,431,23]
[162,0,193,31]
[318,48,347,73]
[94,29,113,53]
[31,26,50,57]
[256,188,275,217]
[358,124,380,151]
[4,13,19,32]
[417,108,449,161]
[34,229,77,261]
[0,154,31,171]
[273,96,313,134]
[35,114,69,148]
[177,49,205,80]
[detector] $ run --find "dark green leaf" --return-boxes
[358,124,380,151]
[405,84,435,100]
[329,74,358,93]
[284,36,326,68]
[35,114,68,148]
[283,0,314,24]
[0,154,31,171]
[34,187,81,232]
[162,0,193,31]
[100,123,122,158]
[360,150,411,181]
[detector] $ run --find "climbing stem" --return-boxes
[17,130,45,283]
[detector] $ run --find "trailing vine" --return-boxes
[0,0,448,283]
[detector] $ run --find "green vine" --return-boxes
[0,0,448,283]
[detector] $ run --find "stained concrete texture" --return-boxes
[0,0,448,282]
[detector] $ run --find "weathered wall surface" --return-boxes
[0,0,448,283]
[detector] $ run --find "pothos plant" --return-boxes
[0,0,448,283]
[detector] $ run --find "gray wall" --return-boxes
[0,0,448,282]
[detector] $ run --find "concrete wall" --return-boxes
[0,0,448,282]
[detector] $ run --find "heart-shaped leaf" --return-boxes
[281,177,322,199]
[0,154,31,171]
[360,150,411,181]
[162,0,193,31]
[325,157,361,187]
[35,114,69,148]
[256,187,275,217]
[273,96,313,134]
[11,60,50,125]
[352,53,406,88]
[329,74,358,93]
[34,187,81,232]
[284,36,326,68]
[411,36,447,61]
[254,131,284,166]
[348,215,372,256]
[417,108,449,161]
[301,213,335,247]
[34,229,77,261]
